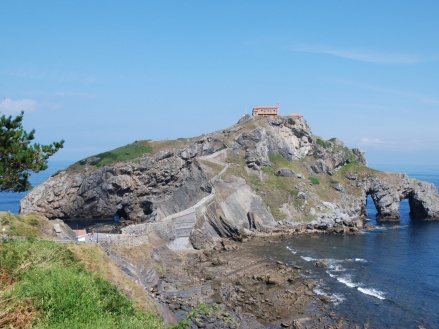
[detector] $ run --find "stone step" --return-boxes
[167,237,193,251]
[175,228,193,237]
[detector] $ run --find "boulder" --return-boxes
[275,168,296,177]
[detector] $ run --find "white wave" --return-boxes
[301,256,318,262]
[331,293,346,305]
[286,246,297,254]
[337,276,357,288]
[354,258,367,262]
[325,258,343,264]
[357,287,386,300]
[327,263,345,272]
[313,288,346,305]
[313,288,326,296]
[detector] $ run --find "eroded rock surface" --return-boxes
[20,149,212,222]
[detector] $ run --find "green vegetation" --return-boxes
[225,153,305,220]
[0,213,239,328]
[67,138,202,172]
[268,154,293,168]
[0,239,167,328]
[337,161,371,176]
[174,303,236,328]
[0,111,64,192]
[316,138,331,149]
[1,213,49,238]
[198,159,225,178]
[308,176,320,185]
[343,147,358,164]
[77,141,153,168]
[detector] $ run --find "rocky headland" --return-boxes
[19,114,439,327]
[21,114,439,233]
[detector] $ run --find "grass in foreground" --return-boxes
[0,239,167,328]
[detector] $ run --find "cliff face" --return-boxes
[20,148,215,222]
[20,115,439,247]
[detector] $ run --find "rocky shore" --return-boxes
[170,236,360,328]
[102,229,368,329]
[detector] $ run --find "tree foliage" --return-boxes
[0,111,64,192]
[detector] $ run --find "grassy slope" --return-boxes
[66,138,200,173]
[225,146,378,221]
[0,213,167,329]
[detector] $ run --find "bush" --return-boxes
[316,139,331,149]
[308,176,320,185]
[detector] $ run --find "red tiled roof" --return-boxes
[75,229,87,237]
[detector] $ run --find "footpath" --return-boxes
[100,151,230,249]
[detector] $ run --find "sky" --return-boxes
[1,1,439,168]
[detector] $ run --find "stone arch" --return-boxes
[365,188,431,222]
[364,188,400,221]
[362,193,378,219]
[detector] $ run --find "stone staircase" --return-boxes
[166,211,195,250]
[122,150,230,251]
[174,211,197,238]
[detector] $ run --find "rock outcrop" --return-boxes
[20,114,439,249]
[362,173,439,221]
[20,148,213,222]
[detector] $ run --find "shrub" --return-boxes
[308,176,320,185]
[316,139,331,149]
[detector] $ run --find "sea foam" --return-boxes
[357,287,386,300]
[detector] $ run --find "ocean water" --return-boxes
[260,165,439,328]
[0,161,73,213]
[2,162,439,327]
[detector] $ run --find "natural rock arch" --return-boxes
[363,174,439,221]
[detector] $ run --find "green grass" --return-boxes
[0,239,167,328]
[85,141,154,167]
[308,176,320,185]
[268,154,293,169]
[224,153,306,220]
[316,138,331,149]
[1,213,48,238]
[198,159,225,178]
[67,138,204,172]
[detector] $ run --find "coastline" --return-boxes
[145,232,356,328]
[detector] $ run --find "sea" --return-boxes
[259,164,439,329]
[1,161,439,328]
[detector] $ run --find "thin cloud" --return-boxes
[332,79,439,105]
[292,45,421,64]
[361,137,385,145]
[0,98,38,115]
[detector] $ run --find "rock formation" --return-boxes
[20,114,439,248]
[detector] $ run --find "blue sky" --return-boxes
[1,1,439,168]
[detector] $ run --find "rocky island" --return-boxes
[19,114,439,328]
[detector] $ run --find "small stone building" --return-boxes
[252,106,279,116]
